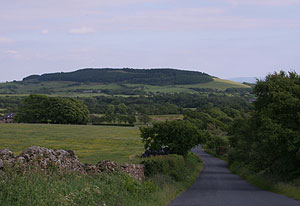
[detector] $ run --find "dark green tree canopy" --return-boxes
[229,71,300,180]
[23,68,213,86]
[253,71,300,130]
[140,120,206,156]
[15,94,89,124]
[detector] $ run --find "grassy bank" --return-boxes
[0,153,203,206]
[143,153,204,205]
[229,162,300,200]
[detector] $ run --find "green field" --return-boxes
[150,114,184,122]
[126,78,250,94]
[182,78,250,89]
[0,124,143,164]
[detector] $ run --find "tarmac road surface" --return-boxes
[169,145,300,206]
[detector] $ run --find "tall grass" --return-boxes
[0,153,203,206]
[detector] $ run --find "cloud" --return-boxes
[0,37,15,44]
[5,50,19,55]
[3,50,24,60]
[41,29,49,34]
[68,27,95,34]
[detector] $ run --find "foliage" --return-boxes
[229,71,300,180]
[142,153,202,181]
[15,94,89,124]
[82,92,252,115]
[0,96,24,111]
[183,107,240,157]
[140,120,205,156]
[205,135,229,156]
[23,68,213,85]
[138,115,151,124]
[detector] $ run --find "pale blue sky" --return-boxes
[0,0,300,82]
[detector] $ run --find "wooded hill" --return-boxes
[23,68,213,85]
[0,68,250,96]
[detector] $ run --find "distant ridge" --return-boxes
[227,77,260,84]
[23,68,213,86]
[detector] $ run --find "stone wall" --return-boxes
[0,146,144,181]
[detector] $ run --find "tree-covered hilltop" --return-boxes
[23,68,213,85]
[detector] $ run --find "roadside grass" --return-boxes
[0,152,203,206]
[0,124,143,164]
[229,163,300,200]
[141,153,204,206]
[0,169,156,206]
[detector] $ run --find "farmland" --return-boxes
[0,124,143,164]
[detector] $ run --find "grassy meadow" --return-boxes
[0,124,143,164]
[150,114,184,122]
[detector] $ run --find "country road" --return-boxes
[169,145,300,206]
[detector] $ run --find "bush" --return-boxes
[140,120,205,156]
[142,153,202,182]
[142,154,185,181]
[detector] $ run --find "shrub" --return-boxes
[140,120,205,156]
[142,153,202,182]
[142,154,185,181]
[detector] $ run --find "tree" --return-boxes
[140,120,206,156]
[14,94,49,123]
[15,94,89,124]
[229,71,300,180]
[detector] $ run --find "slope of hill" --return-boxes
[23,68,213,85]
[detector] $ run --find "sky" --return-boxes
[0,0,300,82]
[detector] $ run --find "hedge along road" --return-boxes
[169,145,300,206]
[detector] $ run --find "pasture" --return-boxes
[0,124,143,164]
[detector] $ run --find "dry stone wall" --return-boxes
[0,146,144,181]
